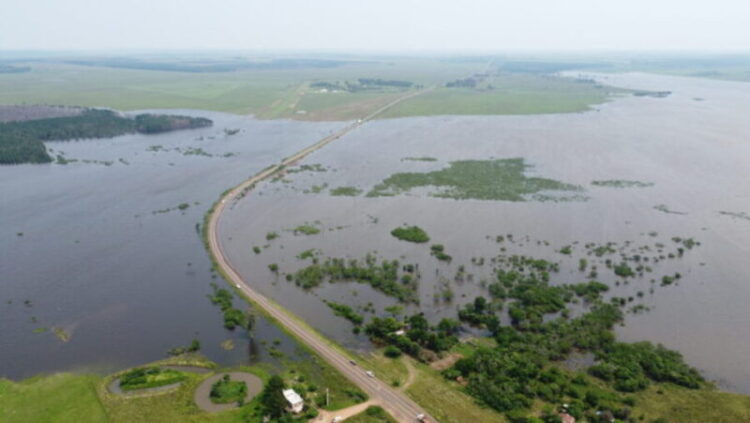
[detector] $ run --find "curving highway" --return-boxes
[205,89,438,423]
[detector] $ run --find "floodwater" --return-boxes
[0,111,346,380]
[218,73,750,393]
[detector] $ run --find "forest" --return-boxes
[0,109,212,164]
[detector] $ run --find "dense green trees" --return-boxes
[364,313,458,359]
[0,109,212,165]
[590,342,703,391]
[260,375,288,419]
[0,132,51,164]
[441,247,702,420]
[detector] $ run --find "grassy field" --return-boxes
[0,58,477,119]
[0,347,365,423]
[406,360,508,423]
[380,73,624,118]
[0,57,633,120]
[0,373,107,423]
[633,384,750,422]
[356,350,506,423]
[347,406,398,423]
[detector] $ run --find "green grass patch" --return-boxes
[293,224,321,235]
[0,373,107,423]
[347,406,398,423]
[210,374,247,404]
[632,384,750,422]
[380,73,621,118]
[119,367,186,391]
[368,158,582,201]
[390,225,430,243]
[405,362,507,423]
[330,186,363,196]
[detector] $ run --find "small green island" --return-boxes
[390,225,430,243]
[0,108,212,165]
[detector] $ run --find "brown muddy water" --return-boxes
[0,111,346,379]
[218,73,750,393]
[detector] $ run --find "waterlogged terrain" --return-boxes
[0,111,346,379]
[219,73,750,393]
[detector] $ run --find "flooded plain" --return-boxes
[218,73,750,392]
[0,111,346,379]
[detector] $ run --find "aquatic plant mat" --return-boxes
[367,158,582,201]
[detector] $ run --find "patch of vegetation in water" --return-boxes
[324,300,364,326]
[719,211,750,221]
[330,186,363,196]
[293,224,321,235]
[430,244,452,262]
[291,254,419,304]
[152,202,191,215]
[119,367,186,391]
[208,283,252,330]
[445,259,703,421]
[592,179,655,188]
[297,249,317,260]
[167,339,201,356]
[401,156,437,162]
[209,374,247,404]
[303,183,329,194]
[390,225,430,243]
[633,90,672,98]
[367,158,582,201]
[52,327,70,342]
[286,163,327,174]
[654,204,687,215]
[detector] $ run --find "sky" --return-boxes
[1,0,749,52]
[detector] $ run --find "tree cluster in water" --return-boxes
[293,228,706,421]
[292,254,419,304]
[0,109,212,164]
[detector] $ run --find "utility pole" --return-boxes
[326,388,329,407]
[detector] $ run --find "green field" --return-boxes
[381,73,625,118]
[0,59,478,119]
[347,406,398,423]
[0,373,107,423]
[0,57,633,121]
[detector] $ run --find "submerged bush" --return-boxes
[390,225,430,243]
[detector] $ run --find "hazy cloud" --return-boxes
[1,0,749,51]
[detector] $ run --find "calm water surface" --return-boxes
[0,111,346,379]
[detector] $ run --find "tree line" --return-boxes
[0,109,212,165]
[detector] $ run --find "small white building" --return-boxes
[282,388,304,414]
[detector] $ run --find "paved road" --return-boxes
[206,89,437,423]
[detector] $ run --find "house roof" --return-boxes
[282,389,303,405]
